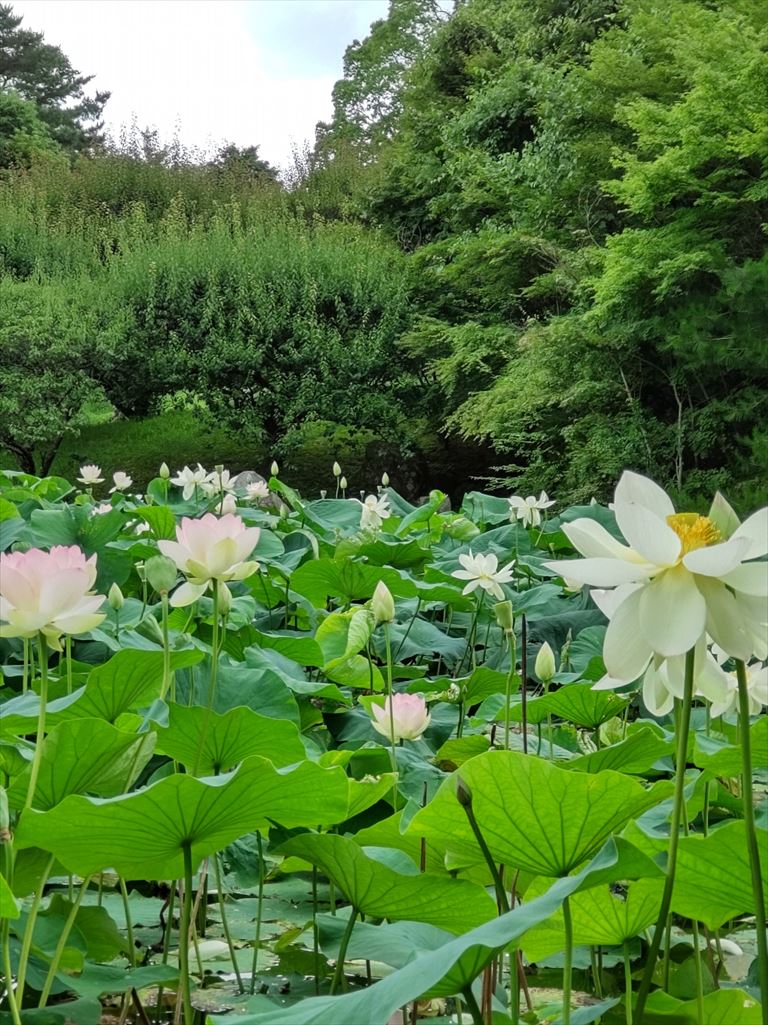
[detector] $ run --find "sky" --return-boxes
[12,0,394,170]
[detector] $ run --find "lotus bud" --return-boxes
[381,472,390,487]
[279,502,289,519]
[270,461,279,477]
[144,554,178,595]
[141,613,165,646]
[340,476,347,490]
[216,580,233,616]
[333,461,342,477]
[455,777,473,808]
[108,582,125,610]
[0,786,9,841]
[159,462,170,479]
[220,493,237,515]
[535,641,556,684]
[494,600,515,635]
[372,580,395,625]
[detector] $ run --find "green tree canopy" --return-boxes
[0,3,109,154]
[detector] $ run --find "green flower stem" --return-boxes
[460,593,484,675]
[458,784,510,914]
[623,941,633,1025]
[24,633,49,811]
[383,624,398,806]
[520,615,529,755]
[22,637,29,694]
[64,636,73,695]
[691,921,705,1024]
[634,646,696,1023]
[460,984,484,1025]
[562,895,573,1025]
[249,831,265,995]
[178,842,195,1025]
[504,631,517,750]
[160,592,172,701]
[330,907,358,994]
[38,876,89,1007]
[214,854,244,993]
[1,835,20,1025]
[155,884,176,1014]
[735,659,768,1022]
[312,865,320,995]
[191,585,221,776]
[15,853,54,1002]
[119,877,136,967]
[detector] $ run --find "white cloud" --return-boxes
[12,0,390,168]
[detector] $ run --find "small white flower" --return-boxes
[452,550,515,601]
[90,502,112,516]
[206,467,235,495]
[170,464,208,500]
[709,662,768,719]
[247,480,270,500]
[109,471,133,494]
[78,464,104,486]
[359,493,391,531]
[219,493,238,515]
[508,491,555,528]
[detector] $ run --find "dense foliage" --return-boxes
[336,0,767,507]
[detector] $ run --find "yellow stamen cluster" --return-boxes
[666,512,721,554]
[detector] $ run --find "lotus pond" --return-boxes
[0,466,766,1025]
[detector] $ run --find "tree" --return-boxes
[0,89,61,167]
[212,144,278,183]
[0,3,109,154]
[318,0,446,158]
[0,282,107,476]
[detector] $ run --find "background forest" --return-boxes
[0,0,766,507]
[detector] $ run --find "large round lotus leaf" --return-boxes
[15,756,350,879]
[279,833,496,934]
[408,749,671,876]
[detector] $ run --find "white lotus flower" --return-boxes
[546,472,767,681]
[708,661,768,719]
[109,471,132,493]
[219,494,237,515]
[247,480,270,500]
[508,491,555,528]
[452,550,515,601]
[90,502,112,516]
[359,493,391,530]
[77,464,104,486]
[170,464,208,500]
[206,467,235,495]
[158,513,260,607]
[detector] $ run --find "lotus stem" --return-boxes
[330,907,358,994]
[504,631,516,750]
[213,854,244,993]
[191,585,220,776]
[623,941,633,1025]
[1,835,20,1025]
[634,646,695,1022]
[14,853,54,1002]
[38,875,89,1007]
[460,984,484,1025]
[24,633,49,810]
[383,623,398,804]
[735,659,768,1022]
[178,842,195,1025]
[562,895,573,1025]
[119,877,136,966]
[520,615,528,754]
[249,830,265,995]
[456,780,509,914]
[160,592,172,701]
[64,635,73,694]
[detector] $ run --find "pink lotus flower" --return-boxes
[0,545,106,649]
[158,513,260,607]
[371,693,431,742]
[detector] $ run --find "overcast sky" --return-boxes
[12,0,395,169]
